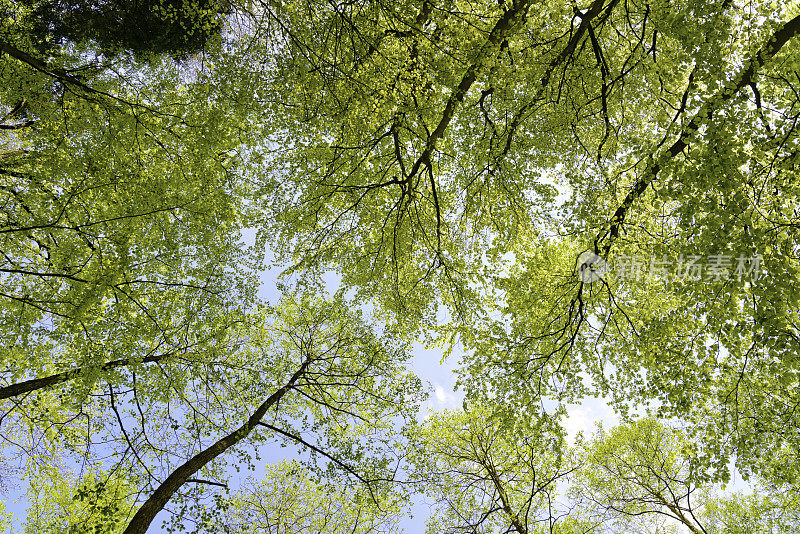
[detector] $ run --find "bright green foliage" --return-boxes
[23,467,135,534]
[219,460,403,534]
[2,0,800,530]
[574,419,704,533]
[699,489,800,534]
[246,0,561,328]
[117,292,422,534]
[0,501,9,534]
[407,406,572,534]
[572,419,800,534]
[0,11,259,457]
[408,416,798,534]
[235,0,800,486]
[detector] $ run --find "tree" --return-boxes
[0,10,260,462]
[409,415,798,534]
[23,466,136,534]
[3,0,800,529]
[574,419,708,534]
[0,500,9,534]
[231,0,800,485]
[217,460,404,534]
[699,488,800,534]
[9,0,229,58]
[572,419,800,534]
[118,293,422,534]
[406,406,582,534]
[235,0,800,486]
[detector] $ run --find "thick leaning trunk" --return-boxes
[0,353,174,400]
[122,357,312,534]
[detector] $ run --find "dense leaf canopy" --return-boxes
[1,0,799,532]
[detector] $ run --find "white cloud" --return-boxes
[432,383,461,410]
[563,398,619,444]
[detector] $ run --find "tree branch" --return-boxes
[0,39,106,98]
[596,12,800,257]
[0,120,34,130]
[185,478,228,489]
[404,0,536,184]
[257,422,377,495]
[0,352,183,400]
[122,356,313,534]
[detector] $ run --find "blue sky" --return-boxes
[0,229,754,533]
[0,232,466,532]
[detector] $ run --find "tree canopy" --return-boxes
[11,0,228,58]
[1,0,799,532]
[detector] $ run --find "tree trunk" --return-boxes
[122,357,312,534]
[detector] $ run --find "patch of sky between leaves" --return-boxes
[232,165,759,533]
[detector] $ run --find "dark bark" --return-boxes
[0,39,100,94]
[0,353,174,400]
[122,357,312,534]
[596,12,800,257]
[496,0,617,162]
[0,120,34,130]
[404,0,536,183]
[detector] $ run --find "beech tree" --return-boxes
[9,0,228,58]
[572,419,800,534]
[217,460,404,534]
[1,0,259,461]
[117,294,421,534]
[406,406,581,534]
[409,417,798,534]
[2,0,800,530]
[22,467,136,534]
[235,0,800,486]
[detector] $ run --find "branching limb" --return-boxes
[122,356,313,534]
[595,12,800,257]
